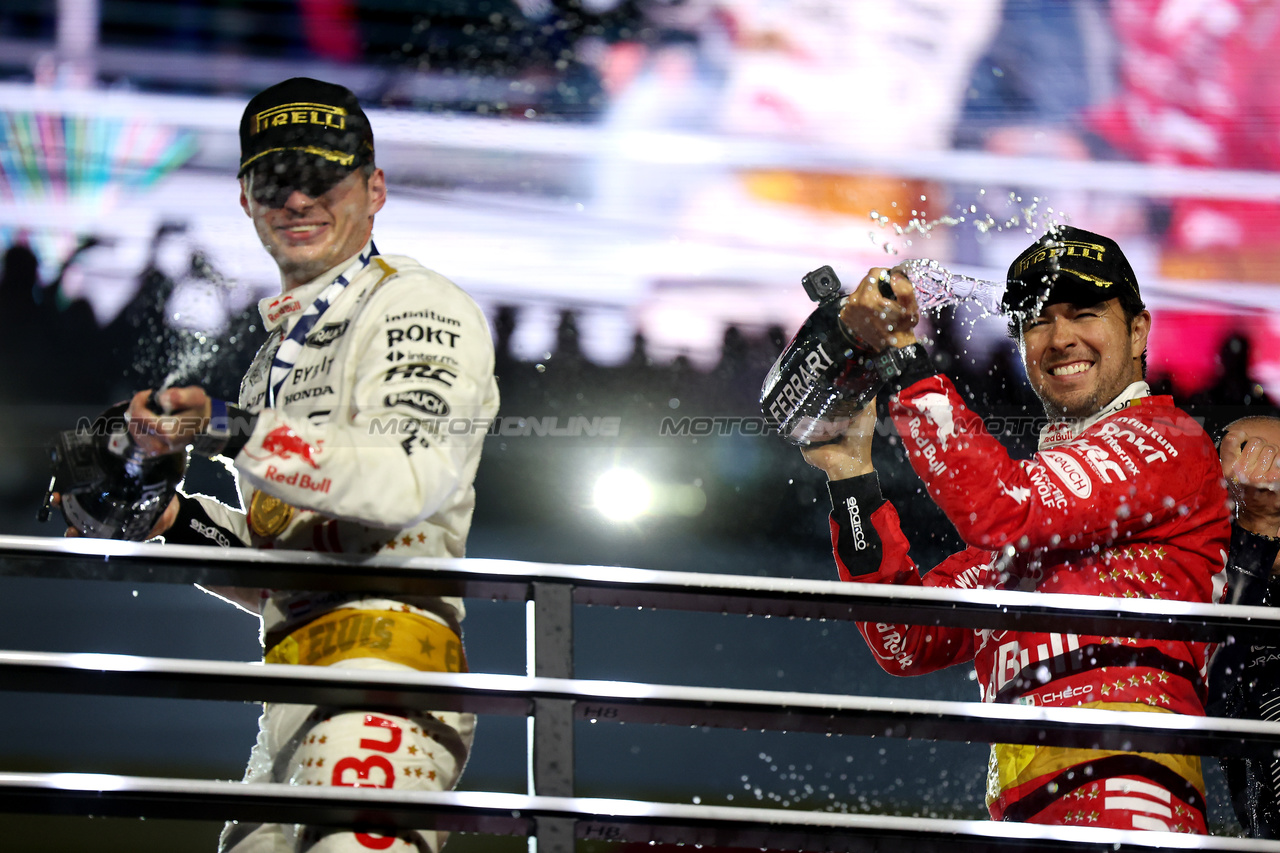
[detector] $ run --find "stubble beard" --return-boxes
[1037,387,1101,422]
[269,244,332,290]
[1034,360,1136,422]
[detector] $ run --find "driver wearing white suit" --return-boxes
[114,77,500,853]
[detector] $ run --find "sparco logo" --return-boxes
[385,390,450,416]
[845,496,867,551]
[306,320,349,348]
[189,518,231,548]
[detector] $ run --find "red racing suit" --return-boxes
[825,367,1230,832]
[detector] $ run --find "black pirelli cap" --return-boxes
[238,77,374,178]
[1003,225,1143,316]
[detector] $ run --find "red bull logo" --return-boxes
[264,465,331,493]
[260,426,323,469]
[266,295,302,324]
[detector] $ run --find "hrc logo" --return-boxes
[253,102,347,135]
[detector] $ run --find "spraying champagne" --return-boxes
[761,260,1010,446]
[897,259,1008,315]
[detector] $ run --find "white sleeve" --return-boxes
[231,270,498,528]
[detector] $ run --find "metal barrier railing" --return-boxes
[3,533,1280,852]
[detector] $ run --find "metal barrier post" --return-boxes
[531,580,574,852]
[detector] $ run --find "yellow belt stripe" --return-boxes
[988,701,1204,805]
[264,609,466,673]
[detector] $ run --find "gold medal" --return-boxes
[249,490,294,537]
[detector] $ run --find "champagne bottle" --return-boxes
[760,266,893,446]
[43,395,186,540]
[762,260,1006,446]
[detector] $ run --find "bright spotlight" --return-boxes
[592,468,653,521]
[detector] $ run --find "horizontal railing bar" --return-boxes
[2,535,1278,643]
[2,651,1278,758]
[1,773,1277,852]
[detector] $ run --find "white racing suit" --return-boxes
[166,239,500,852]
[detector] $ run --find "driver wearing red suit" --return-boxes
[802,226,1230,833]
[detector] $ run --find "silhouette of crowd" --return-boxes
[492,306,787,425]
[0,229,267,410]
[0,229,269,515]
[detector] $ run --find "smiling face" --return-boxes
[240,163,386,291]
[1019,299,1151,420]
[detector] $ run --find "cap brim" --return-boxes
[1004,270,1117,316]
[238,146,361,178]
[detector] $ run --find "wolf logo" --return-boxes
[998,479,1032,504]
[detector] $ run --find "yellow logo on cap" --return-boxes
[1013,239,1111,287]
[253,101,348,135]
